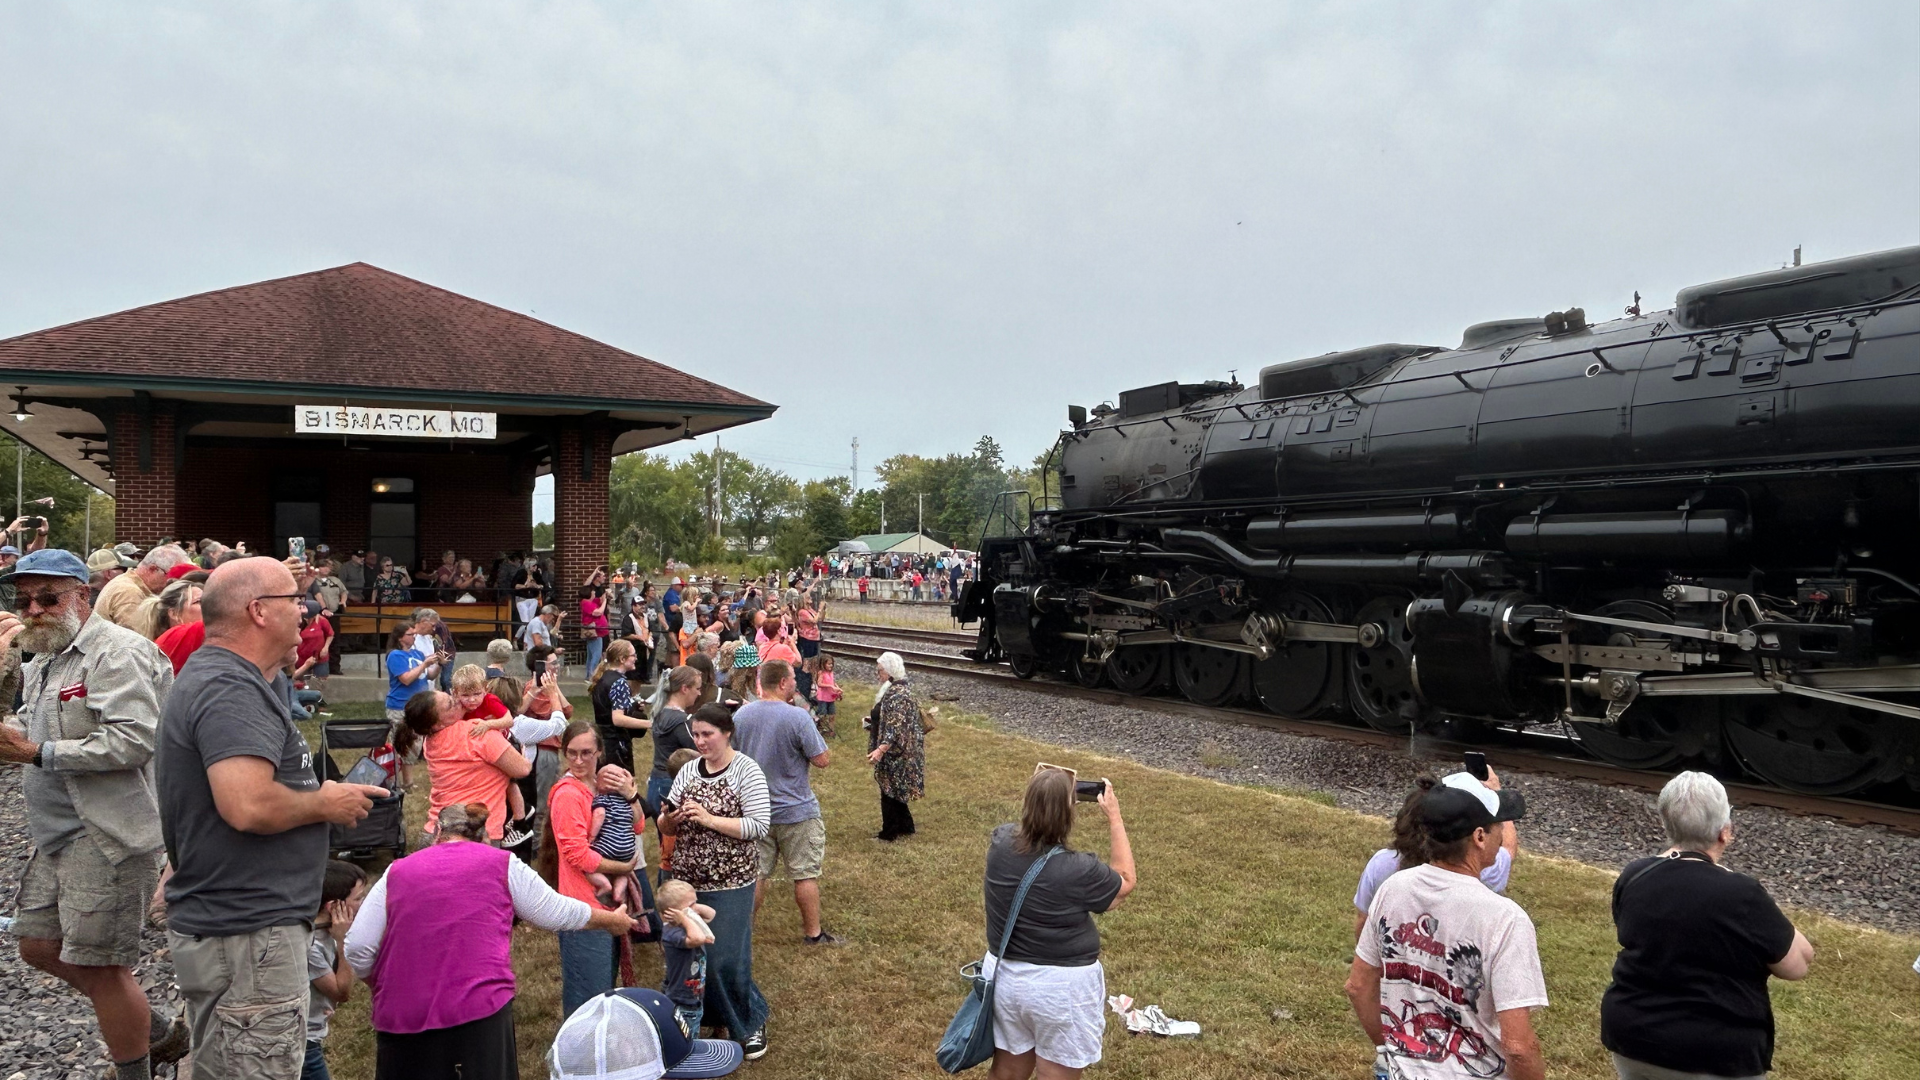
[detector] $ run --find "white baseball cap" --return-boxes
[548,989,742,1080]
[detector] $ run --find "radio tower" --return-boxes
[851,436,859,491]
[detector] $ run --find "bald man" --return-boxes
[155,556,387,1080]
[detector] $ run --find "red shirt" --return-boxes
[297,622,330,667]
[155,621,207,675]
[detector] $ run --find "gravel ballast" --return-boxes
[876,670,1920,935]
[0,769,182,1080]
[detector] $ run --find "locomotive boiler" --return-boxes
[957,245,1920,795]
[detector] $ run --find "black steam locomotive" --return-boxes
[957,246,1920,795]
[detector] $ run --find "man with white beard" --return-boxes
[0,548,186,1080]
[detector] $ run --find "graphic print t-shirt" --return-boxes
[1354,863,1548,1080]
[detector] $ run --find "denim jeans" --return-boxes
[292,689,324,720]
[559,928,618,1019]
[585,635,605,677]
[645,773,675,821]
[301,1041,331,1080]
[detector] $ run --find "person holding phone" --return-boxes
[1351,769,1520,940]
[384,615,445,729]
[979,765,1135,1079]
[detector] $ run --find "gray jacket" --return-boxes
[18,615,173,864]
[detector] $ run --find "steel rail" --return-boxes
[821,634,1920,837]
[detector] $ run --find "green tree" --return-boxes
[531,521,554,550]
[0,433,115,554]
[725,460,799,553]
[847,488,882,538]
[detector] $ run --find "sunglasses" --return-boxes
[17,585,85,612]
[1034,761,1078,783]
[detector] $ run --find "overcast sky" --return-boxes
[4,1,1915,525]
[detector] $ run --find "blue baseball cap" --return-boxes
[3,548,91,584]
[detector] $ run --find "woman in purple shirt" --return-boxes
[342,802,635,1079]
[1352,771,1519,939]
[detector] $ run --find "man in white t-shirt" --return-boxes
[1346,774,1547,1080]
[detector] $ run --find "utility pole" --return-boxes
[881,499,886,533]
[84,492,92,551]
[851,436,859,491]
[713,435,723,541]
[917,492,924,539]
[14,438,21,522]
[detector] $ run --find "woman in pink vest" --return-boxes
[343,802,635,1078]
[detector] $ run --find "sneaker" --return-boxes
[742,1030,768,1060]
[149,1012,190,1065]
[803,930,844,947]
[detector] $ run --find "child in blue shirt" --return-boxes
[657,879,716,1033]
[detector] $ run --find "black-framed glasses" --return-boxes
[249,592,305,608]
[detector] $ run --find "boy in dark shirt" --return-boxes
[657,879,715,1033]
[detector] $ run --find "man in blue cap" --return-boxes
[0,548,187,1079]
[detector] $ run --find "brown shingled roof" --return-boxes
[0,263,772,412]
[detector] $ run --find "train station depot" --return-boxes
[0,262,773,657]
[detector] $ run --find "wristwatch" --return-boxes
[31,744,45,768]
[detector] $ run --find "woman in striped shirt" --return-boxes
[661,703,772,1059]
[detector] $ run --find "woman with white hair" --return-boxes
[866,651,926,841]
[1600,771,1814,1080]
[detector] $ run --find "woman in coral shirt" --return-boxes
[394,690,531,845]
[541,722,647,1018]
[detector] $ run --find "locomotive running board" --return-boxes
[1630,665,1920,721]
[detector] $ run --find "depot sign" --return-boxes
[295,405,497,440]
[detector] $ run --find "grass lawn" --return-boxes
[303,693,1920,1079]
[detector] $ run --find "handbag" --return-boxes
[936,846,1062,1073]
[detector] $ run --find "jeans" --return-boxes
[645,773,675,821]
[559,928,618,1019]
[302,1040,331,1080]
[585,635,605,676]
[292,689,324,720]
[675,1003,704,1037]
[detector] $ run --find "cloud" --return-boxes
[2,0,1915,483]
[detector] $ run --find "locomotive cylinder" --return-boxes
[1502,509,1747,563]
[1245,509,1466,551]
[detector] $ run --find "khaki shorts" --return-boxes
[756,816,826,881]
[170,924,309,1080]
[12,832,162,968]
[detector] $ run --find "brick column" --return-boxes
[552,420,612,665]
[110,401,179,546]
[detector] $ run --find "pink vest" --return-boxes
[369,841,515,1034]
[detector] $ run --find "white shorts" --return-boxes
[983,955,1106,1069]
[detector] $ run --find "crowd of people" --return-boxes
[812,549,975,603]
[0,532,1878,1080]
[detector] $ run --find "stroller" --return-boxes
[318,718,408,859]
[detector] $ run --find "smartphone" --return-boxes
[1464,751,1489,781]
[26,516,46,531]
[1074,779,1107,802]
[288,536,306,563]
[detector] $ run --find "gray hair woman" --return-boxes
[866,652,926,841]
[1600,772,1815,1080]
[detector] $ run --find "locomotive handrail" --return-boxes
[1071,295,1920,439]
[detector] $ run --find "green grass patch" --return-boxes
[305,686,1920,1079]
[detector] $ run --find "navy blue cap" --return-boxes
[3,548,91,584]
[610,989,744,1078]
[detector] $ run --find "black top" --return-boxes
[590,669,621,731]
[1600,852,1796,1076]
[650,706,696,781]
[982,823,1122,967]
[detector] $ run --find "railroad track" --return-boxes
[820,630,1920,837]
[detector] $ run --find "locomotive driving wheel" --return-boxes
[1347,596,1424,732]
[1105,645,1169,695]
[1006,652,1040,680]
[1252,591,1343,717]
[1563,601,1719,772]
[1722,696,1916,796]
[1173,643,1247,707]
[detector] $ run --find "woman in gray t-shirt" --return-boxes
[979,767,1136,1077]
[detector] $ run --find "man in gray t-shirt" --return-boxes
[155,556,385,1080]
[732,659,839,945]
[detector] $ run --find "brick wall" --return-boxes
[553,421,612,659]
[111,404,178,545]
